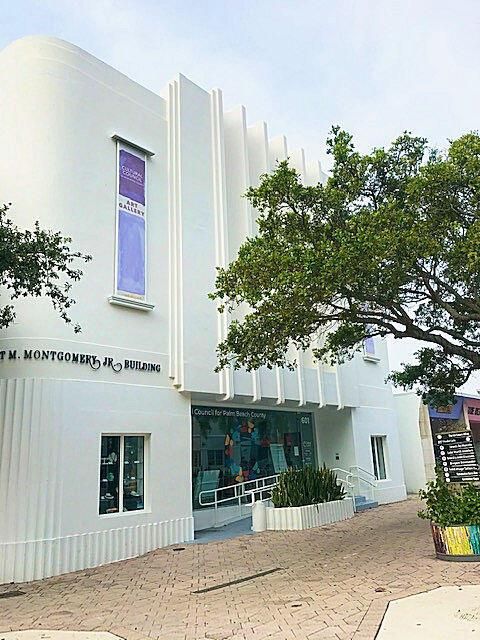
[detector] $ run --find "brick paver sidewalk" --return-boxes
[1,498,480,640]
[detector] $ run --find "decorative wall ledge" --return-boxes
[110,133,155,156]
[108,295,155,311]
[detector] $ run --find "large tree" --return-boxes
[0,202,91,332]
[212,128,480,405]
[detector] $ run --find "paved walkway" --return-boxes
[193,518,253,544]
[1,498,480,640]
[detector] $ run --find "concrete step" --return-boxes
[354,496,378,511]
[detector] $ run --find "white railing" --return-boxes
[245,482,277,505]
[332,466,377,509]
[198,474,280,527]
[331,467,356,497]
[349,465,376,482]
[197,466,378,527]
[347,465,377,504]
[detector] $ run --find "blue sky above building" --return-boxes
[2,0,480,169]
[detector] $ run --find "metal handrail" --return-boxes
[198,473,279,507]
[346,472,376,488]
[331,467,356,496]
[332,467,377,510]
[245,484,277,505]
[198,474,280,526]
[346,467,377,509]
[197,466,378,525]
[331,466,350,477]
[349,465,376,481]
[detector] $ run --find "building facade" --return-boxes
[0,36,406,584]
[394,392,436,493]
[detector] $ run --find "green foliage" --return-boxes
[212,128,480,405]
[418,473,480,527]
[0,203,91,332]
[271,465,345,508]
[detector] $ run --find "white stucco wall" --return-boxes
[0,35,406,583]
[350,340,407,503]
[0,378,192,583]
[315,406,356,471]
[0,36,191,583]
[394,392,432,493]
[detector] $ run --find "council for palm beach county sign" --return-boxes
[434,432,480,483]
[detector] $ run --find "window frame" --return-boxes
[370,435,388,481]
[108,135,155,312]
[98,433,149,517]
[363,336,381,362]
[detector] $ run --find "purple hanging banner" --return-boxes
[119,149,145,205]
[116,143,146,298]
[117,211,145,296]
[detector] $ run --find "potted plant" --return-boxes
[419,473,480,560]
[253,466,354,531]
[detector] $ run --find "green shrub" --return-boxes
[418,473,480,527]
[271,465,345,508]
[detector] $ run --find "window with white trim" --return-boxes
[363,324,380,361]
[363,336,376,356]
[99,435,146,514]
[370,435,387,480]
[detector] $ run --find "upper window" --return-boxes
[99,435,146,514]
[363,329,380,361]
[363,336,376,356]
[115,142,147,301]
[370,435,387,480]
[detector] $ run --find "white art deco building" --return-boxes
[0,36,407,584]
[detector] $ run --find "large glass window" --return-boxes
[191,407,315,508]
[370,435,387,480]
[99,435,145,514]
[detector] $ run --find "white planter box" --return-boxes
[264,498,354,531]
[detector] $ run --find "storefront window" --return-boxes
[191,407,315,508]
[123,436,145,512]
[99,435,145,514]
[99,436,120,514]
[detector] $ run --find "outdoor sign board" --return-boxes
[428,396,464,420]
[434,432,480,483]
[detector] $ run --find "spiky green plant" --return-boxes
[271,465,345,508]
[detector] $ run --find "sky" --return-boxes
[2,0,480,392]
[2,0,480,170]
